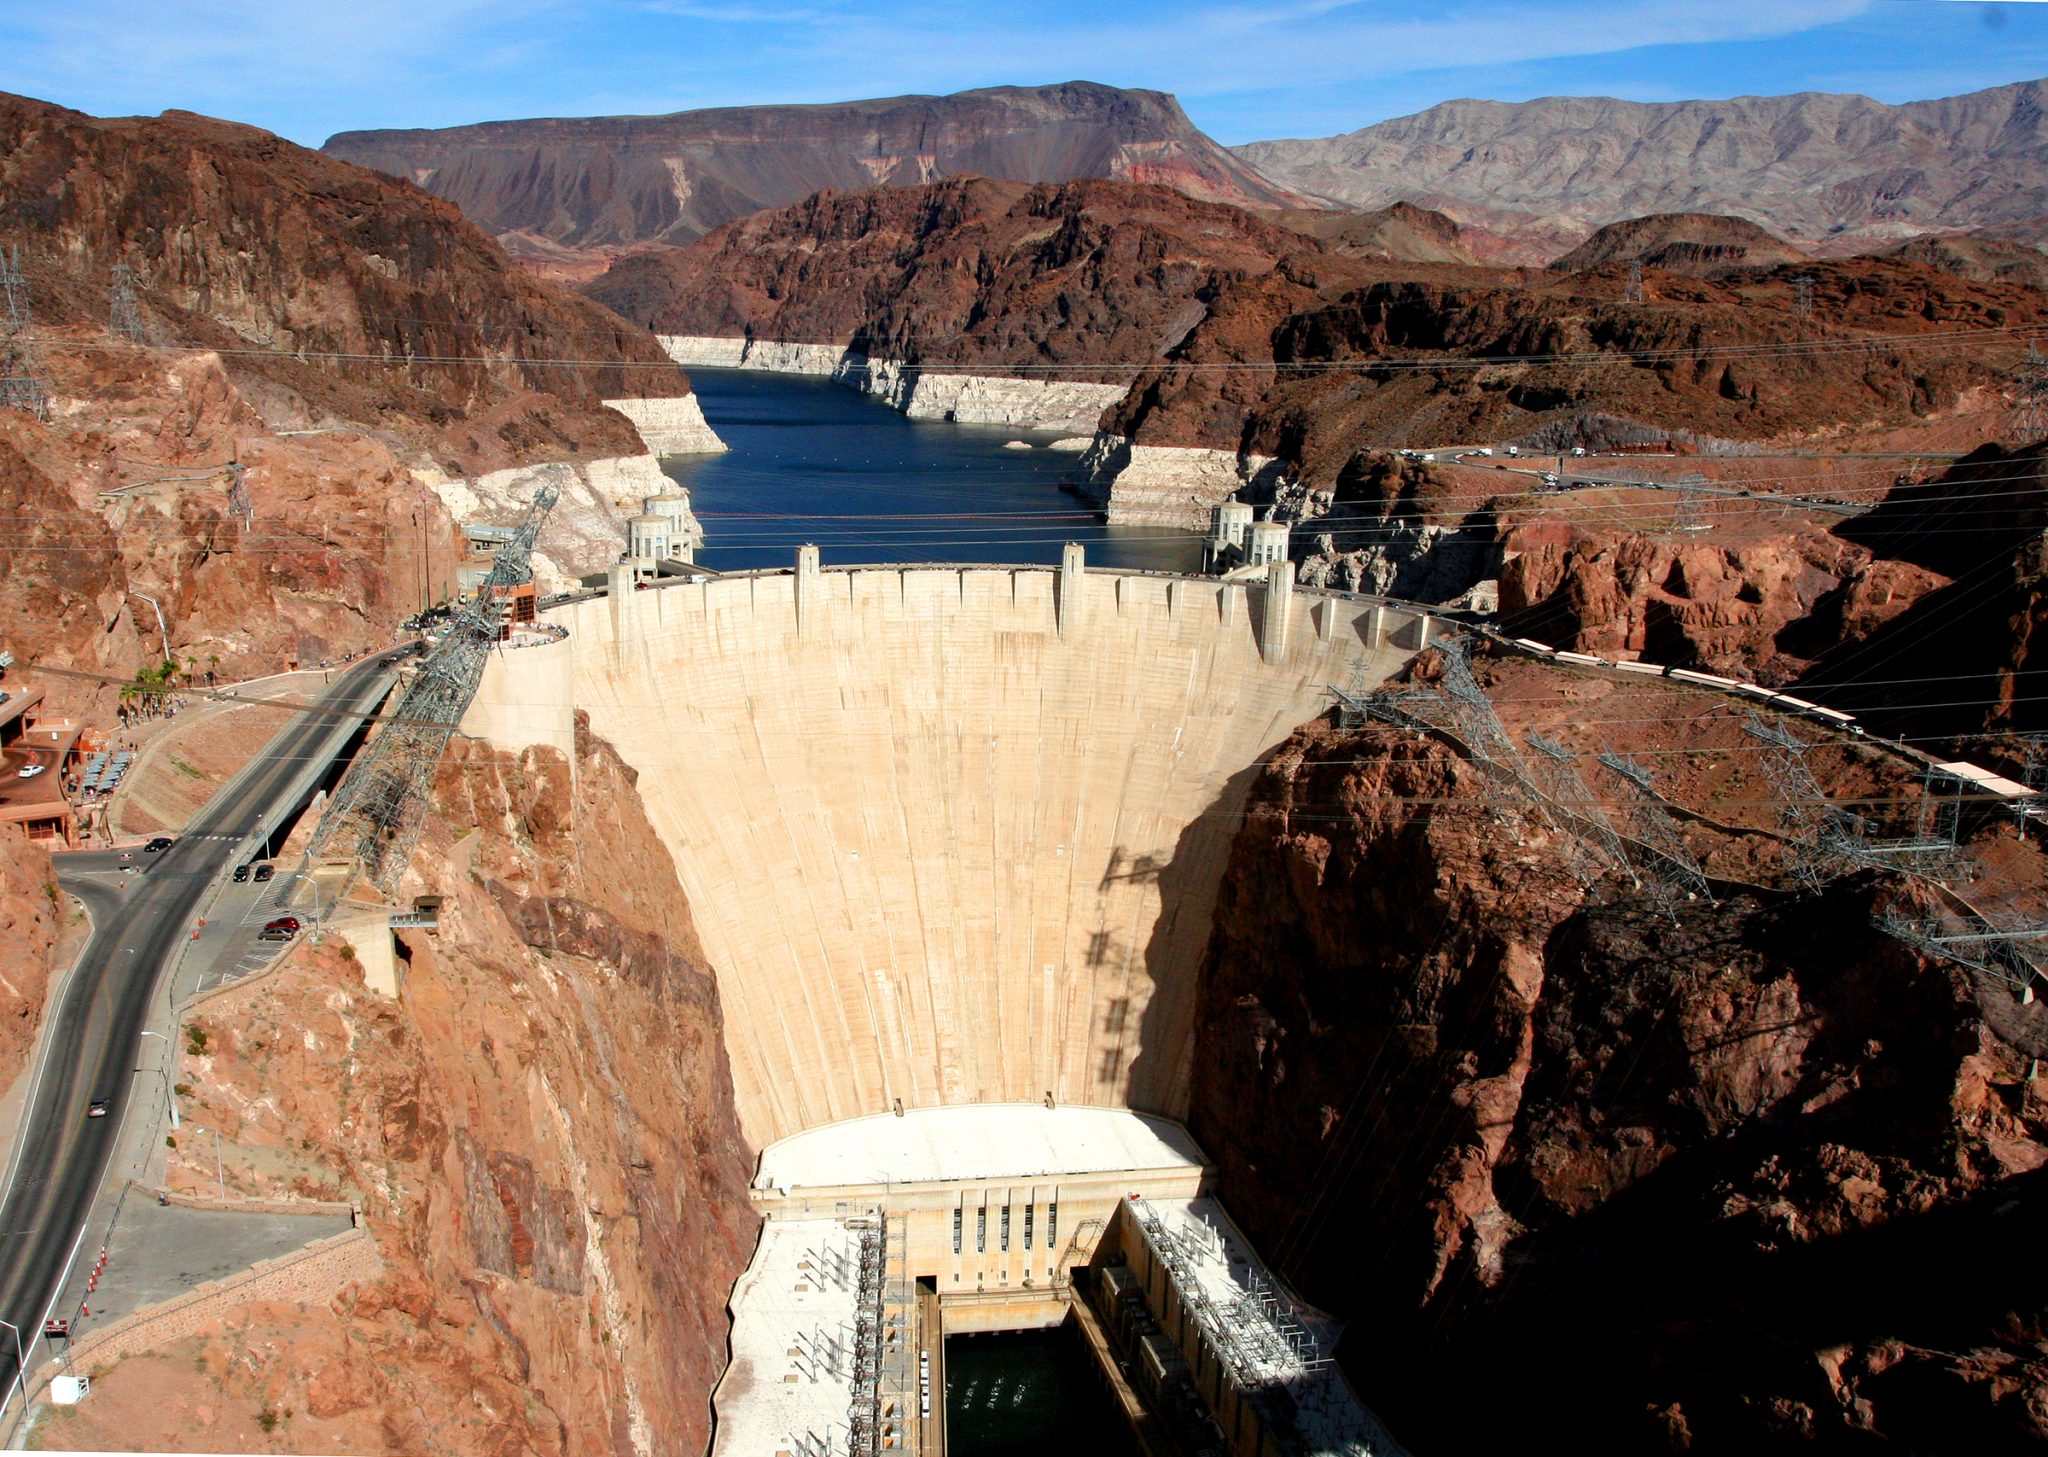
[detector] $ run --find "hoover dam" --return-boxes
[466,551,1432,1454]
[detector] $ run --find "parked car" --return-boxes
[253,864,274,882]
[143,836,173,853]
[264,916,301,933]
[257,926,295,942]
[232,865,249,882]
[86,1098,108,1119]
[16,763,43,779]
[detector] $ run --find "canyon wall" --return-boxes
[505,565,1435,1147]
[656,335,1126,432]
[83,717,759,1457]
[1187,655,2048,1454]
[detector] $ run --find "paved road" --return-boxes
[0,652,399,1413]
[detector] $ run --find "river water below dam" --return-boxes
[946,1326,1137,1457]
[662,368,1205,573]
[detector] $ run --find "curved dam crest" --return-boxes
[470,561,1433,1147]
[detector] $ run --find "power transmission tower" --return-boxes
[107,264,145,343]
[226,460,253,527]
[1793,273,1815,319]
[2009,341,2048,445]
[1624,258,1644,305]
[0,246,50,420]
[1596,748,1714,910]
[308,486,557,891]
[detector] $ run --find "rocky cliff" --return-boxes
[325,82,1307,272]
[0,828,58,1095]
[1190,652,2048,1454]
[0,92,711,700]
[64,716,759,1456]
[1236,78,2048,262]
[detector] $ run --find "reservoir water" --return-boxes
[945,1326,1138,1457]
[661,368,1204,573]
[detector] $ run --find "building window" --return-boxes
[1047,1202,1057,1247]
[952,1208,962,1255]
[1000,1205,1011,1252]
[976,1207,986,1254]
[1024,1205,1034,1249]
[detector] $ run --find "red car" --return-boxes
[264,916,300,933]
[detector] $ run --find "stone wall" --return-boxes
[50,1229,380,1380]
[420,454,679,586]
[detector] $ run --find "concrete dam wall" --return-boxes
[478,561,1433,1147]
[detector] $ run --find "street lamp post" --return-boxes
[137,1031,178,1130]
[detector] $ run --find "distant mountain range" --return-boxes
[323,82,1306,276]
[325,77,2048,274]
[1236,79,2048,261]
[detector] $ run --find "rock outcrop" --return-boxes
[1235,78,2048,262]
[0,92,715,695]
[1190,654,2048,1454]
[110,717,758,1457]
[324,82,1307,269]
[1549,211,1808,277]
[0,828,58,1096]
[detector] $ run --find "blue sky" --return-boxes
[2,0,2045,147]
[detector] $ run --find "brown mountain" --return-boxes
[1263,200,1477,265]
[1236,79,2048,262]
[0,91,694,693]
[1883,233,2048,292]
[585,175,1324,379]
[1548,211,1806,276]
[324,82,1308,274]
[0,93,688,462]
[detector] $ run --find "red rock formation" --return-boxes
[587,175,1325,384]
[1189,657,2048,1454]
[124,716,756,1456]
[0,91,709,700]
[0,827,58,1092]
[0,92,690,468]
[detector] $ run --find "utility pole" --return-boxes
[0,246,49,421]
[108,264,145,344]
[1793,273,1815,319]
[1624,258,1644,305]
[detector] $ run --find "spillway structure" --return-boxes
[466,548,1433,1455]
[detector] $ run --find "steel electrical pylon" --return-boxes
[308,487,557,890]
[108,264,146,344]
[1596,748,1714,909]
[2010,341,2048,445]
[0,246,50,420]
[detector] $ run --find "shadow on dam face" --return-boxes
[485,564,1428,1147]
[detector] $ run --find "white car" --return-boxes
[16,763,44,779]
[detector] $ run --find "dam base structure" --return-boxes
[464,549,1432,1454]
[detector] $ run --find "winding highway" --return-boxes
[0,651,400,1419]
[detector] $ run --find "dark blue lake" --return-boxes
[661,368,1204,574]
